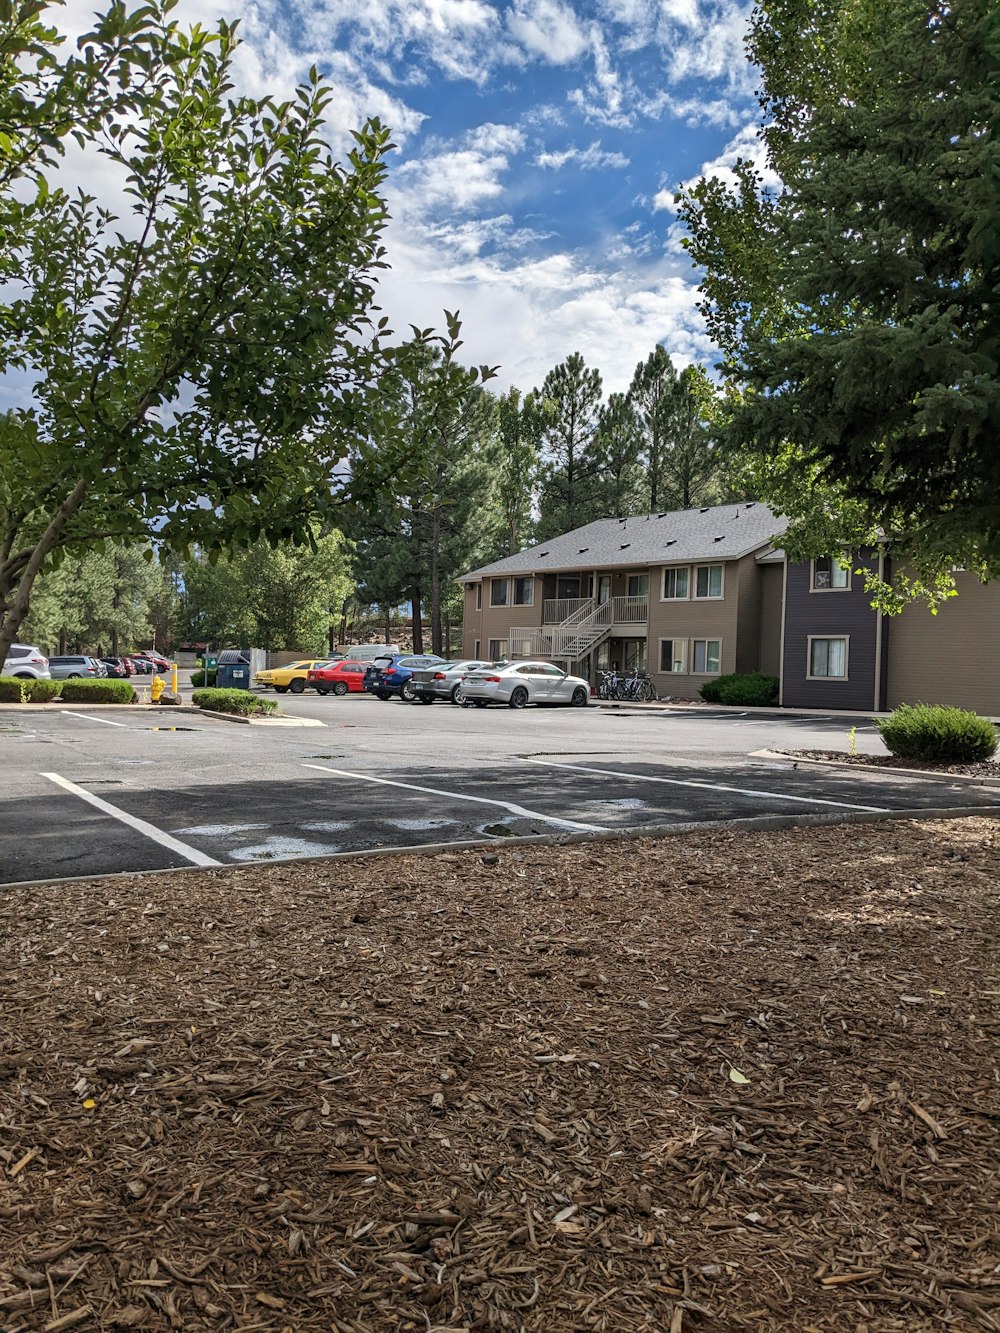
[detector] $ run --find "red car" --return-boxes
[306,660,366,696]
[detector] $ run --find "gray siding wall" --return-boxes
[758,564,784,677]
[782,550,881,711]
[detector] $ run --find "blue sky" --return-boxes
[54,0,768,395]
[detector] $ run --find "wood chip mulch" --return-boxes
[787,751,1000,779]
[2,818,998,1332]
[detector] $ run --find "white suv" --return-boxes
[2,643,51,678]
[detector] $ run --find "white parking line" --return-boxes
[60,710,130,728]
[516,757,890,813]
[302,764,609,832]
[41,773,222,867]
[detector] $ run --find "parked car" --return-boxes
[47,655,106,679]
[363,653,446,701]
[306,660,366,695]
[340,643,401,664]
[134,651,171,671]
[125,656,152,674]
[408,659,495,704]
[2,643,51,679]
[460,661,591,709]
[253,660,331,694]
[99,657,132,678]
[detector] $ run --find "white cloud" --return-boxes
[391,124,525,216]
[506,0,592,63]
[536,142,630,170]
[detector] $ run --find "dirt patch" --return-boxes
[788,750,1000,779]
[1,819,998,1331]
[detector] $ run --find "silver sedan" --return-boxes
[460,661,591,709]
[409,659,494,704]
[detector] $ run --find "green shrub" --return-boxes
[699,672,779,706]
[191,668,218,687]
[192,687,277,716]
[0,675,62,702]
[60,678,136,704]
[877,704,998,764]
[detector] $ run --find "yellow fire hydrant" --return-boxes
[151,674,165,702]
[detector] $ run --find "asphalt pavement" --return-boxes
[2,694,998,884]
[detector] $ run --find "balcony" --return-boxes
[543,596,648,625]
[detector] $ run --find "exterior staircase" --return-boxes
[510,595,647,665]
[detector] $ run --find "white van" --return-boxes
[340,644,401,663]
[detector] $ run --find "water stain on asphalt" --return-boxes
[229,836,340,861]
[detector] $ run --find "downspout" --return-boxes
[873,546,885,711]
[778,556,787,707]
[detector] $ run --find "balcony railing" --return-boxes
[543,597,592,624]
[613,595,648,623]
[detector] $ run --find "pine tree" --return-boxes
[627,346,678,510]
[535,353,604,540]
[593,394,647,518]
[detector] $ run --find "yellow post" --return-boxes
[151,675,164,702]
[171,662,178,694]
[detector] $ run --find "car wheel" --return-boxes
[333,682,348,696]
[315,687,329,696]
[274,686,289,694]
[451,686,465,704]
[376,691,391,700]
[68,673,81,678]
[289,679,305,694]
[401,681,417,701]
[570,686,589,707]
[416,695,434,704]
[508,686,529,709]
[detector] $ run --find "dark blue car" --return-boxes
[363,653,446,701]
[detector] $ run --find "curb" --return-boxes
[2,805,997,893]
[202,712,325,727]
[755,748,1000,789]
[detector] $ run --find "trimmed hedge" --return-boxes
[192,687,277,716]
[877,703,998,764]
[699,672,779,706]
[0,675,61,702]
[60,678,137,704]
[191,668,218,687]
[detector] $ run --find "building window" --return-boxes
[513,576,533,606]
[623,640,646,671]
[488,639,508,661]
[662,567,689,599]
[490,578,508,606]
[808,636,848,679]
[475,584,482,609]
[694,564,723,598]
[626,573,649,598]
[811,556,850,590]
[474,640,481,658]
[692,639,721,674]
[659,639,686,673]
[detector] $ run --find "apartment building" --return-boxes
[460,503,787,694]
[461,505,1000,714]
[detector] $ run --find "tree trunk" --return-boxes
[0,477,88,665]
[411,588,423,653]
[384,605,391,644]
[430,506,442,656]
[444,604,451,657]
[111,627,119,656]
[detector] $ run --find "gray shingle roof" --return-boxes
[460,503,787,580]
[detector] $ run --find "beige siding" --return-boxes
[735,553,762,674]
[647,559,740,695]
[887,574,1000,715]
[465,579,543,658]
[757,564,784,677]
[461,584,483,657]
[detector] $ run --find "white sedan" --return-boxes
[460,661,591,709]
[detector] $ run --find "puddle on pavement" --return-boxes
[175,822,269,837]
[229,836,340,861]
[387,818,455,832]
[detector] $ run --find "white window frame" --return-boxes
[694,564,724,600]
[512,575,534,606]
[807,635,850,680]
[475,583,482,610]
[658,638,687,673]
[490,578,509,607]
[474,640,481,658]
[810,556,851,591]
[488,639,508,660]
[626,572,649,598]
[661,566,690,601]
[691,638,722,675]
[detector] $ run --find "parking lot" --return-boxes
[2,693,998,884]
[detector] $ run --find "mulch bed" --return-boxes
[2,819,998,1332]
[787,751,1000,779]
